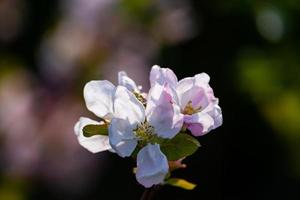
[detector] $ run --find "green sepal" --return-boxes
[82,124,108,137]
[131,145,141,159]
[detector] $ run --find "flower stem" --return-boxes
[140,185,161,200]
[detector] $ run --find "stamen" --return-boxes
[134,122,161,145]
[183,101,201,115]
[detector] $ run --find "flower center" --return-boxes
[182,101,201,115]
[134,122,164,147]
[134,122,155,141]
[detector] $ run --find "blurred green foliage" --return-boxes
[237,48,300,177]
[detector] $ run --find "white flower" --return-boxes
[150,65,223,136]
[109,84,183,187]
[74,71,140,153]
[74,66,223,188]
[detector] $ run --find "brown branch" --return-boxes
[140,185,161,200]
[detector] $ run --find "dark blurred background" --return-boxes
[0,0,300,199]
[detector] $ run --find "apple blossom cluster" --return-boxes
[74,65,222,188]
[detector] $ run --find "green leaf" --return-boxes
[160,133,200,161]
[82,124,108,137]
[165,178,197,190]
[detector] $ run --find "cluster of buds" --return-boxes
[74,65,222,188]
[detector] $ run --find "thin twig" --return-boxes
[140,185,161,200]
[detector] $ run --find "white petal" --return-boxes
[109,118,137,157]
[194,73,210,84]
[147,104,183,139]
[146,83,183,139]
[136,144,169,188]
[149,65,178,87]
[208,104,223,130]
[118,71,139,92]
[74,117,112,153]
[84,80,115,119]
[114,86,145,126]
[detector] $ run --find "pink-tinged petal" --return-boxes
[109,118,137,157]
[189,88,209,109]
[194,73,216,102]
[150,65,178,87]
[74,117,112,153]
[176,73,212,110]
[118,71,139,92]
[184,113,214,136]
[146,82,179,107]
[146,83,183,139]
[84,80,115,119]
[180,85,207,110]
[114,86,145,126]
[185,123,204,137]
[136,144,169,188]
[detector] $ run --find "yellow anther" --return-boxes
[183,101,201,115]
